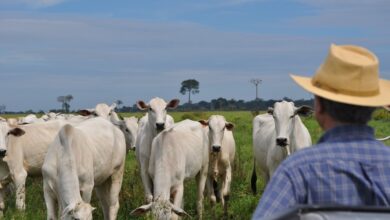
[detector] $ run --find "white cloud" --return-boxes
[0,0,67,8]
[0,11,389,111]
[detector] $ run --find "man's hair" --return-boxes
[317,96,376,124]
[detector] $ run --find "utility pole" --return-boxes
[250,78,262,100]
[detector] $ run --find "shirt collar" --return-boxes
[318,124,375,144]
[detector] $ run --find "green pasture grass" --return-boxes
[0,111,388,219]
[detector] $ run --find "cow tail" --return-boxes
[251,160,257,195]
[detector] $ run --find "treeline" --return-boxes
[119,97,314,112]
[1,98,314,114]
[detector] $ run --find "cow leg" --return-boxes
[96,164,124,220]
[140,160,153,203]
[221,164,232,219]
[43,180,58,220]
[171,184,184,220]
[79,182,94,203]
[13,169,27,210]
[204,175,216,219]
[0,186,6,217]
[196,168,208,220]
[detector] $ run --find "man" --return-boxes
[252,44,390,219]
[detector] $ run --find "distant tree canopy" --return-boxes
[57,95,73,113]
[180,79,199,104]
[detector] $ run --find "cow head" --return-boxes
[61,201,95,220]
[124,117,139,151]
[0,122,25,158]
[199,115,234,154]
[268,101,312,155]
[130,199,190,220]
[137,98,179,132]
[78,103,117,120]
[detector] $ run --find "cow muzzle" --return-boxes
[276,138,288,147]
[156,123,165,131]
[212,145,221,153]
[0,149,6,157]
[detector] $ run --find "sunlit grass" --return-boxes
[0,111,388,219]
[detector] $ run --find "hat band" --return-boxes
[312,80,380,97]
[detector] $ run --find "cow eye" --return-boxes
[93,113,98,116]
[148,107,153,112]
[125,128,130,132]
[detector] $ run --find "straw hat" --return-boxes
[291,44,390,107]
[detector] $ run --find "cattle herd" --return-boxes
[0,97,330,220]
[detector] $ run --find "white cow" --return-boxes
[78,103,117,119]
[4,120,68,210]
[135,97,179,202]
[131,119,209,220]
[123,117,138,151]
[199,115,235,217]
[0,121,13,216]
[251,101,312,194]
[42,117,126,220]
[1,107,132,212]
[18,114,45,124]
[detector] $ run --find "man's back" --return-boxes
[252,124,390,219]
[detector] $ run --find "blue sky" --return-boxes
[1,0,389,111]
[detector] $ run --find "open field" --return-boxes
[1,110,389,219]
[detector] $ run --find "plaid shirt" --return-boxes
[252,125,390,219]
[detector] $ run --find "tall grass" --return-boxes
[0,111,389,219]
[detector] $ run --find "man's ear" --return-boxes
[8,128,25,137]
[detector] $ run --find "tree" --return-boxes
[180,79,199,104]
[57,94,73,113]
[250,78,262,100]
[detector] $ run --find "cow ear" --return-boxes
[130,203,152,216]
[171,205,191,218]
[294,105,313,117]
[137,101,149,111]
[267,107,274,115]
[198,120,209,127]
[110,103,117,111]
[78,109,93,116]
[166,99,180,109]
[8,128,25,137]
[225,122,234,131]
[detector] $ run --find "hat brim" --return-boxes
[290,74,390,107]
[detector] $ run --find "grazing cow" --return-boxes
[4,120,68,210]
[131,119,209,220]
[199,115,235,217]
[135,97,179,202]
[42,117,126,220]
[1,110,132,212]
[251,101,312,194]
